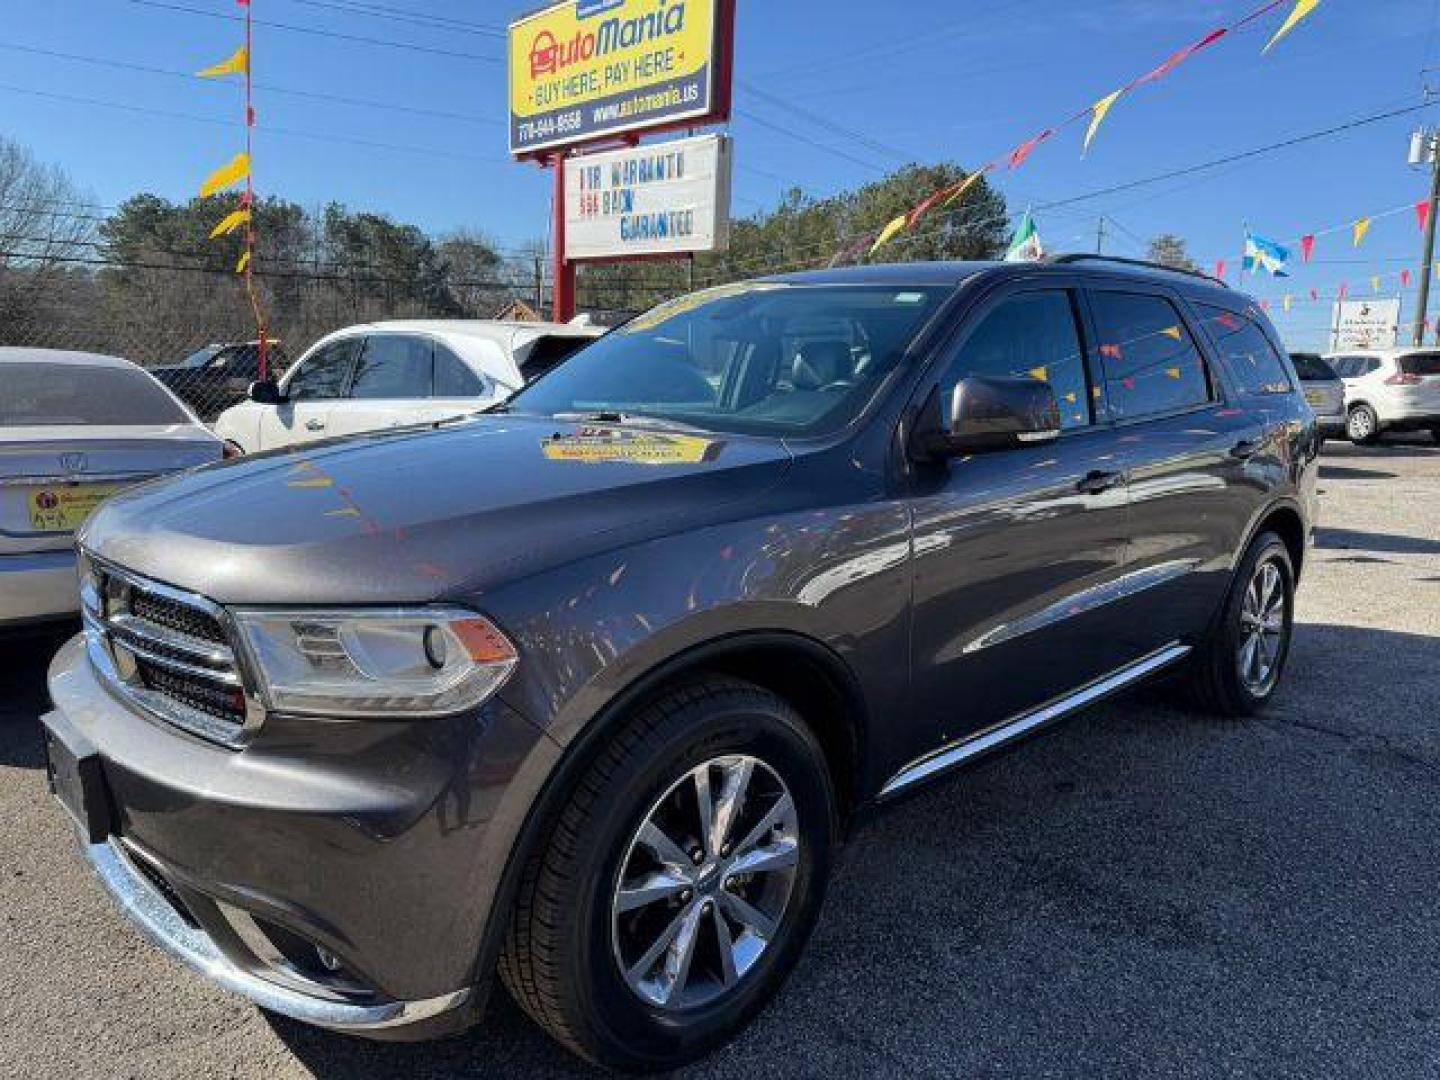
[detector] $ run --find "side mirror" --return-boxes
[248,379,283,405]
[919,375,1061,458]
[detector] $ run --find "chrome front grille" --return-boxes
[80,553,260,747]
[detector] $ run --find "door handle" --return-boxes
[305,419,326,432]
[1229,439,1260,460]
[1076,469,1124,495]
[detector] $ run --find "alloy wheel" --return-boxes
[1237,559,1288,696]
[1348,408,1374,441]
[611,755,799,1011]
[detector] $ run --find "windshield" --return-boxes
[1290,353,1337,380]
[180,345,222,369]
[1,362,192,426]
[503,282,952,436]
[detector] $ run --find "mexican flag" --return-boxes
[1006,212,1045,262]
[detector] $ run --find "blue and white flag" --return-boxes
[1243,232,1290,277]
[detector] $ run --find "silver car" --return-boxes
[1,348,224,629]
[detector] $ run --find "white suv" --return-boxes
[214,320,603,454]
[1325,348,1440,445]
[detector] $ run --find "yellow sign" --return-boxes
[541,427,721,465]
[26,483,125,532]
[508,0,727,156]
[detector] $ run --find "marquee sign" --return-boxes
[508,0,732,157]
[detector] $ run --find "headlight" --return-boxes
[231,607,517,718]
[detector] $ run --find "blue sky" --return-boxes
[1,0,1436,349]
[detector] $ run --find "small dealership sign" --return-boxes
[508,0,732,157]
[1330,298,1401,350]
[563,134,732,260]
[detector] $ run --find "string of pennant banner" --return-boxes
[195,0,270,376]
[857,0,1324,263]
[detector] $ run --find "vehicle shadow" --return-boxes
[0,625,73,769]
[1315,526,1440,556]
[269,623,1440,1079]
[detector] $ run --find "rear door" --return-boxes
[258,337,358,449]
[1394,351,1440,416]
[1087,289,1271,653]
[907,279,1136,742]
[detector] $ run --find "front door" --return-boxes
[326,333,437,439]
[908,283,1136,754]
[260,337,359,450]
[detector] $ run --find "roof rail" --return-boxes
[1048,253,1230,289]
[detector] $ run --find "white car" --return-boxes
[213,320,604,454]
[1325,348,1440,445]
[1,348,224,629]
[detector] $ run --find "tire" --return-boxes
[499,677,836,1071]
[1185,530,1295,717]
[1346,404,1380,445]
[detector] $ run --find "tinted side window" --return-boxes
[1291,354,1337,381]
[434,344,485,397]
[946,291,1091,430]
[1196,305,1293,396]
[1089,292,1210,420]
[1399,352,1440,376]
[349,335,434,399]
[287,339,358,401]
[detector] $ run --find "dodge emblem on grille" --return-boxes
[59,452,89,474]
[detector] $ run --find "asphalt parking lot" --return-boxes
[3,438,1439,1080]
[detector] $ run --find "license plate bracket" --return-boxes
[42,710,111,843]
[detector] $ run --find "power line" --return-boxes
[280,0,505,38]
[120,0,502,64]
[737,79,919,164]
[0,40,504,126]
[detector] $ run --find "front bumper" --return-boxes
[43,633,558,1036]
[0,548,78,627]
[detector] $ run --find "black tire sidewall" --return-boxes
[1215,534,1295,712]
[563,690,835,1070]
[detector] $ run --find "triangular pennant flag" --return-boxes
[1264,0,1322,54]
[1165,367,1182,380]
[1139,27,1228,85]
[235,249,251,274]
[1402,269,1412,287]
[906,187,950,228]
[197,45,248,78]
[1338,282,1349,300]
[1309,289,1318,301]
[1214,259,1226,280]
[1009,130,1053,170]
[1029,366,1049,382]
[940,167,990,208]
[869,215,907,257]
[199,152,250,198]
[1160,325,1183,340]
[208,207,251,239]
[1259,300,1270,312]
[1283,295,1293,312]
[1352,218,1371,247]
[1083,91,1123,156]
[1371,276,1382,293]
[1418,200,1432,234]
[1300,235,1315,263]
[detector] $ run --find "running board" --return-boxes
[878,643,1192,799]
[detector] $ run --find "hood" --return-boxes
[81,415,793,604]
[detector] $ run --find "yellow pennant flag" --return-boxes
[1371,276,1382,293]
[200,152,250,198]
[1283,295,1293,312]
[941,169,988,209]
[1029,366,1048,382]
[1165,367,1182,380]
[1263,0,1322,54]
[1160,325,1183,340]
[1083,90,1123,156]
[197,45,249,78]
[235,249,251,274]
[208,207,251,239]
[869,214,907,257]
[1352,217,1372,247]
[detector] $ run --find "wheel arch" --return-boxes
[1245,500,1307,583]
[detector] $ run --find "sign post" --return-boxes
[508,0,735,322]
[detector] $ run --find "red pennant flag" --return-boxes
[1418,200,1433,235]
[1259,299,1270,311]
[1309,289,1318,301]
[1138,28,1228,85]
[1009,129,1054,169]
[1213,259,1226,280]
[1338,282,1349,300]
[1299,235,1315,263]
[1402,269,1413,287]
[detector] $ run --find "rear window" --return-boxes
[1399,352,1440,376]
[1,362,191,426]
[1195,305,1293,397]
[1290,354,1338,381]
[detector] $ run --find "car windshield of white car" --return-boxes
[1,362,192,426]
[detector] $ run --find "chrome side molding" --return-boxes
[879,643,1192,799]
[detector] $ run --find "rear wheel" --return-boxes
[1185,531,1295,716]
[1346,404,1380,445]
[499,677,836,1071]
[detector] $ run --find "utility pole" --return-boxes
[1095,216,1107,255]
[1414,129,1440,346]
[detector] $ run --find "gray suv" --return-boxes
[42,257,1317,1071]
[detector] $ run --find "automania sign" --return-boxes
[563,134,732,260]
[508,0,729,156]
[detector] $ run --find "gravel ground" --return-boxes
[2,437,1439,1080]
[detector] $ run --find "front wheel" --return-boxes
[499,677,836,1071]
[1185,531,1296,716]
[1347,404,1380,445]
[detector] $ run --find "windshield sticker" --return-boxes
[542,426,723,465]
